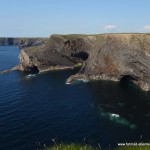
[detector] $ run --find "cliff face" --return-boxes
[17,34,92,72]
[0,38,47,48]
[11,34,150,91]
[82,34,150,91]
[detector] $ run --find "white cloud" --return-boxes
[143,26,150,31]
[105,25,117,31]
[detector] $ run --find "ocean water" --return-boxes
[0,46,150,150]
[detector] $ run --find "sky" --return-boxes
[0,0,150,37]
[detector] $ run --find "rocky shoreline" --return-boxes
[1,33,150,91]
[66,73,119,84]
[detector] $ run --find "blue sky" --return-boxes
[0,0,150,37]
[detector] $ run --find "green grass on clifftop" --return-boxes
[45,143,97,150]
[43,143,150,150]
[117,146,150,150]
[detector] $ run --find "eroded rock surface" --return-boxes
[1,34,150,91]
[17,34,91,72]
[0,38,47,48]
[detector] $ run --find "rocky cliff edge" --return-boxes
[2,34,150,91]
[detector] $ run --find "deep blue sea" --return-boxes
[0,46,150,150]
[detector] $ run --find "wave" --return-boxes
[99,108,137,129]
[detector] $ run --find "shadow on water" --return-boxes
[19,68,81,83]
[1,45,150,150]
[2,69,150,149]
[86,79,150,146]
[18,70,150,149]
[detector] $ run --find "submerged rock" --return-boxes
[99,110,137,129]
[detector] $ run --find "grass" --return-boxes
[43,143,150,150]
[117,146,150,150]
[45,143,97,150]
[61,34,90,39]
[75,63,83,67]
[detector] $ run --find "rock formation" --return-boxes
[17,34,89,72]
[1,34,150,91]
[0,38,47,48]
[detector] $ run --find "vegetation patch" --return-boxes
[43,143,150,150]
[44,143,97,150]
[117,146,150,150]
[61,34,90,40]
[75,63,83,67]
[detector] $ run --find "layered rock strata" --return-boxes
[1,34,150,91]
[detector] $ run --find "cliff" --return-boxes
[0,38,48,48]
[67,34,150,91]
[17,34,89,72]
[2,34,150,91]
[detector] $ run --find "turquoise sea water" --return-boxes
[0,46,150,150]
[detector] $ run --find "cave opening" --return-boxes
[25,66,39,73]
[71,51,89,61]
[120,75,138,88]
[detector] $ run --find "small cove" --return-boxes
[0,46,150,150]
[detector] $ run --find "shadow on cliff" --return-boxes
[71,51,89,61]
